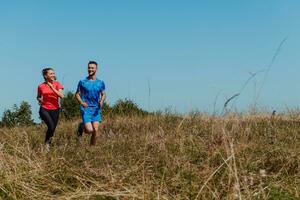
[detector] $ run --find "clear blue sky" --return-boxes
[1,0,300,121]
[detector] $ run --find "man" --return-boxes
[76,61,106,145]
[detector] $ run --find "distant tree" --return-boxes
[2,108,15,127]
[111,99,147,116]
[16,101,34,125]
[60,91,81,120]
[1,101,34,127]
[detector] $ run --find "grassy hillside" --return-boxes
[0,113,299,199]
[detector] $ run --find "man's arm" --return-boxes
[75,91,88,108]
[99,91,106,108]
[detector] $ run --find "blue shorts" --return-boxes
[80,106,102,124]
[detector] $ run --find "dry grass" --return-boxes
[0,113,299,199]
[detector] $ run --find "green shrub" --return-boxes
[60,91,81,120]
[110,99,147,116]
[1,101,34,127]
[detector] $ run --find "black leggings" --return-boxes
[39,107,60,144]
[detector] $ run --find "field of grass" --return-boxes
[0,113,299,199]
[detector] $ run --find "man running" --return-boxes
[75,61,106,145]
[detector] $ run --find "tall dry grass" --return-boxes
[0,113,299,199]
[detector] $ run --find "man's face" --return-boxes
[88,64,97,76]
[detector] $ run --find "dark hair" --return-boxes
[42,68,54,80]
[88,61,98,67]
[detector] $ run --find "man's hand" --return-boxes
[81,102,88,108]
[99,101,104,108]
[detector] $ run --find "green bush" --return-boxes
[110,99,147,116]
[1,101,34,127]
[60,91,81,120]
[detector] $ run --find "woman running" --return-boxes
[37,68,64,148]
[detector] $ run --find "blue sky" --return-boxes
[0,0,300,121]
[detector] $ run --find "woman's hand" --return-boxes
[46,82,64,98]
[37,97,43,105]
[46,82,54,89]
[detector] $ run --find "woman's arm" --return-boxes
[37,87,43,105]
[47,82,64,98]
[37,94,43,105]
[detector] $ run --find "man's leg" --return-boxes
[90,121,99,145]
[84,122,94,134]
[77,108,93,137]
[76,122,84,137]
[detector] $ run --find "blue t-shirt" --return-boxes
[76,78,105,109]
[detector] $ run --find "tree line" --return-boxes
[0,92,148,128]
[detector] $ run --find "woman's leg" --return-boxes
[47,109,60,144]
[49,109,60,132]
[39,107,57,144]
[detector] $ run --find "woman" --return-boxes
[37,68,64,148]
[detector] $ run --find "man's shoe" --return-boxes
[76,123,84,138]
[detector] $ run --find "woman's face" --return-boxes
[44,70,56,82]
